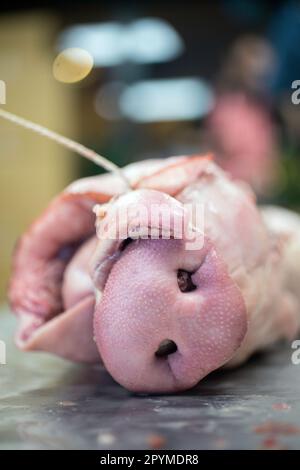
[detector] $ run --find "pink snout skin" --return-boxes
[94,239,247,393]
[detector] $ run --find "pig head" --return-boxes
[9,155,299,393]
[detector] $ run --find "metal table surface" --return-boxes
[0,307,300,450]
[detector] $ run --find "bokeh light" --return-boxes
[53,47,93,83]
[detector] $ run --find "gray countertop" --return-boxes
[0,308,300,450]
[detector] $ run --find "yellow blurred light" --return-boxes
[53,48,93,83]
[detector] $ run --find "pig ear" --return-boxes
[10,171,126,329]
[134,154,213,196]
[15,296,100,363]
[10,172,128,362]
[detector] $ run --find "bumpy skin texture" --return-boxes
[9,155,300,393]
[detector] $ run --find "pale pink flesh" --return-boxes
[17,295,99,362]
[8,154,300,394]
[94,239,247,393]
[8,159,169,359]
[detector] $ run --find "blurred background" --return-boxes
[0,0,300,301]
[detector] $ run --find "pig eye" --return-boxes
[155,339,178,358]
[177,269,197,292]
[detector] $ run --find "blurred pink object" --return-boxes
[207,92,278,194]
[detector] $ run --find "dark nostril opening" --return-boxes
[177,269,197,292]
[119,237,133,251]
[155,339,177,358]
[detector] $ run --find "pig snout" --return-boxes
[94,238,247,394]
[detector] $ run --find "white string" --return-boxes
[0,108,131,189]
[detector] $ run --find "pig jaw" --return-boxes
[94,239,247,394]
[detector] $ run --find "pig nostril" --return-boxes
[177,269,197,292]
[119,237,133,251]
[155,339,177,358]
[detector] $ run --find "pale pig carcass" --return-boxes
[8,155,300,393]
